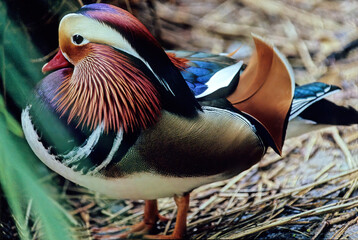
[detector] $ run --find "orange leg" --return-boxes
[92,199,168,239]
[145,194,190,239]
[92,195,190,239]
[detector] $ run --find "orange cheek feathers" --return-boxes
[59,36,88,65]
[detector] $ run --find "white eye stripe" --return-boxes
[61,13,174,95]
[61,14,139,56]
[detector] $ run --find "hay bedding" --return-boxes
[3,0,358,239]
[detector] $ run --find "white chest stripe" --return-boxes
[21,106,124,173]
[195,61,243,98]
[89,129,124,175]
[61,123,104,166]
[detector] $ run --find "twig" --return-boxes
[331,215,358,239]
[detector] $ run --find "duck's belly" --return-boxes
[22,106,264,199]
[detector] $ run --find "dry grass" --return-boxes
[27,0,358,239]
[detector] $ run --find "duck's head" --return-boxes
[42,3,199,133]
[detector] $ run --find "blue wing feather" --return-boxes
[168,50,343,122]
[167,50,238,97]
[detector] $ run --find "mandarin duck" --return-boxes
[21,3,358,239]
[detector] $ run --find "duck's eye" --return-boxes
[72,34,84,45]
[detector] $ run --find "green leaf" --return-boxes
[0,96,23,137]
[0,95,78,240]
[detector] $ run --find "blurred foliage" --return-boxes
[0,94,77,240]
[0,0,80,239]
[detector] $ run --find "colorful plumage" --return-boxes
[21,3,357,239]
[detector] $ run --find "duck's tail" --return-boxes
[286,85,358,138]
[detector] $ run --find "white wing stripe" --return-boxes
[196,61,243,98]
